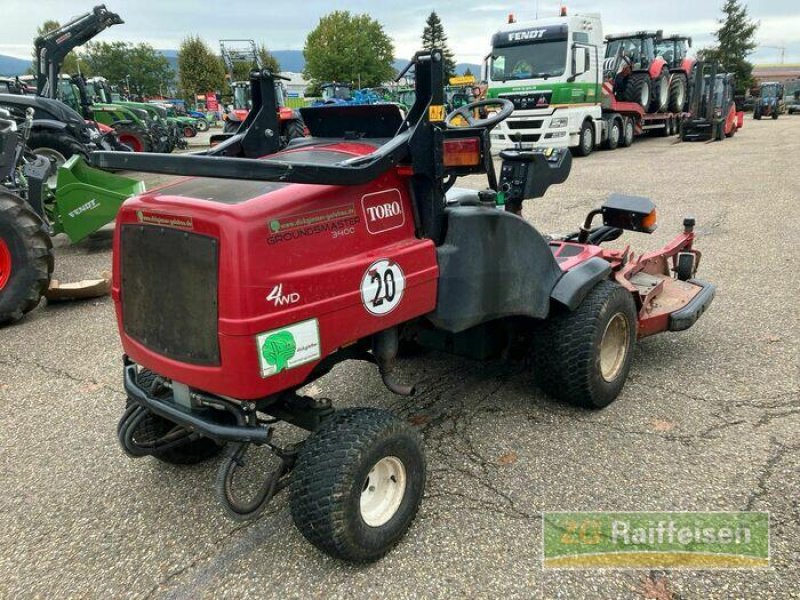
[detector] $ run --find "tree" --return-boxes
[303,11,395,89]
[178,35,226,100]
[82,41,173,97]
[228,44,281,81]
[421,12,457,79]
[31,19,82,75]
[699,0,759,93]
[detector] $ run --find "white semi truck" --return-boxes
[486,12,681,156]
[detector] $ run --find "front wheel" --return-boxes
[290,408,426,562]
[0,191,53,325]
[195,119,209,132]
[532,280,637,409]
[573,120,594,157]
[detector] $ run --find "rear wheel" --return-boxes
[280,118,305,146]
[290,408,426,562]
[120,370,226,464]
[114,128,149,153]
[621,117,635,147]
[182,125,197,138]
[223,119,239,134]
[602,119,621,150]
[668,73,687,113]
[651,68,670,112]
[0,191,53,325]
[532,280,637,409]
[573,120,595,157]
[624,73,651,109]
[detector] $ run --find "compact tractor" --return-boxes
[605,30,674,113]
[753,82,785,120]
[680,63,743,142]
[97,50,715,562]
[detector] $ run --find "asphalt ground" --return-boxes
[0,116,798,599]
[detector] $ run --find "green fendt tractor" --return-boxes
[0,106,143,324]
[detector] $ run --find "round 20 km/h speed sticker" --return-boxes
[361,259,406,316]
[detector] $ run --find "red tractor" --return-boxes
[97,50,715,563]
[656,35,697,112]
[605,30,673,113]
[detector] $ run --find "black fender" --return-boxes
[550,257,612,311]
[429,206,563,333]
[31,119,67,131]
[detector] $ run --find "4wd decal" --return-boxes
[360,259,406,316]
[361,190,405,234]
[136,210,194,229]
[266,284,300,307]
[256,318,321,378]
[267,204,359,245]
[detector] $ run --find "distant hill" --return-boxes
[1,49,480,80]
[0,55,31,77]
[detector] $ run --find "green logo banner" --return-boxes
[543,512,769,569]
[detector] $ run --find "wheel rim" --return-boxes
[0,238,12,291]
[360,456,407,527]
[118,134,144,153]
[640,84,650,109]
[600,313,629,382]
[659,77,669,108]
[625,120,634,143]
[611,123,620,145]
[31,147,65,186]
[183,126,195,137]
[582,127,592,153]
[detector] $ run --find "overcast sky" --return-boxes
[1,0,798,65]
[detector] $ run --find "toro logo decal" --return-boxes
[361,190,405,235]
[360,259,405,316]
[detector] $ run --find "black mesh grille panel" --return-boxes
[121,225,220,365]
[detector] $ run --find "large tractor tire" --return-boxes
[223,119,240,134]
[0,191,53,325]
[650,68,670,113]
[114,127,150,153]
[623,73,651,109]
[531,280,637,409]
[280,118,306,146]
[291,408,426,562]
[668,73,688,113]
[27,129,88,168]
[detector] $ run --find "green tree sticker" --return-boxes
[261,331,297,372]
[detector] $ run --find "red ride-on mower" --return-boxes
[680,62,743,142]
[95,50,715,562]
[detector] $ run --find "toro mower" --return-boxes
[753,82,785,120]
[96,50,715,563]
[680,63,743,142]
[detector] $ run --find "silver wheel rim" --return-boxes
[600,313,629,382]
[674,80,686,111]
[611,123,620,145]
[640,84,650,109]
[31,147,65,186]
[360,456,407,527]
[659,77,669,109]
[582,126,592,153]
[625,120,634,143]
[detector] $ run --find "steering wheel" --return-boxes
[444,99,514,130]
